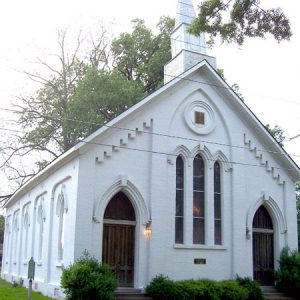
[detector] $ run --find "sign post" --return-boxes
[27,257,35,300]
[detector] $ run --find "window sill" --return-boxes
[37,261,42,266]
[174,244,227,250]
[55,261,64,268]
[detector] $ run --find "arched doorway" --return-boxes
[102,192,136,287]
[252,205,274,285]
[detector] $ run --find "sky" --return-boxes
[0,0,300,194]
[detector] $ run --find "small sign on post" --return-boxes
[28,257,35,300]
[28,257,35,280]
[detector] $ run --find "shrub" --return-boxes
[146,276,257,300]
[176,279,221,300]
[218,280,248,300]
[236,276,263,300]
[61,251,117,300]
[276,247,300,297]
[145,275,177,300]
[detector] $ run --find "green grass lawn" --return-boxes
[0,278,53,300]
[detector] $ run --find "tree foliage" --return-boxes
[68,67,145,139]
[276,248,300,297]
[111,17,174,94]
[265,124,286,147]
[0,17,174,201]
[189,0,292,46]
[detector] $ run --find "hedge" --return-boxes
[146,275,263,300]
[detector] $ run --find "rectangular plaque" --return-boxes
[194,258,206,265]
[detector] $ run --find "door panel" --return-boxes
[252,206,274,286]
[253,232,274,285]
[102,223,135,287]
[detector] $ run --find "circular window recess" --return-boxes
[184,101,216,135]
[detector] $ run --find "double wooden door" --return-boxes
[102,223,135,287]
[252,206,274,285]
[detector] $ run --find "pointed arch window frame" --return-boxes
[175,155,185,244]
[193,153,205,245]
[214,161,222,245]
[56,184,68,262]
[37,197,46,262]
[4,216,12,265]
[12,211,20,264]
[22,204,31,263]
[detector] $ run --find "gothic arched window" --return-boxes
[56,185,68,262]
[23,206,30,261]
[4,217,11,264]
[175,156,184,244]
[12,212,20,263]
[214,161,222,245]
[193,154,205,244]
[37,198,45,261]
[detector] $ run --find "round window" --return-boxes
[184,101,216,134]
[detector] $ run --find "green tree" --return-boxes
[0,17,174,199]
[0,29,112,192]
[189,0,292,46]
[111,17,174,94]
[265,124,286,147]
[67,67,145,138]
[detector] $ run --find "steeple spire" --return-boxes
[164,0,216,83]
[175,0,197,28]
[172,0,206,57]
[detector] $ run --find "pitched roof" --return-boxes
[5,59,300,207]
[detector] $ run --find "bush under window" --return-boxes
[146,275,263,300]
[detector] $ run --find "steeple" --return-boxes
[175,0,197,28]
[164,0,216,83]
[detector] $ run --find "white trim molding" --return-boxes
[93,175,150,225]
[246,194,287,236]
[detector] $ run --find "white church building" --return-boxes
[2,0,299,298]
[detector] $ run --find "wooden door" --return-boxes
[102,223,135,287]
[252,206,274,285]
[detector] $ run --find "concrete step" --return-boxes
[115,289,152,300]
[116,296,152,300]
[261,286,296,300]
[264,293,295,300]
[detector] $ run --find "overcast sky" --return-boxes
[0,0,299,195]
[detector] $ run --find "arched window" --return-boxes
[23,207,30,261]
[4,217,11,264]
[37,199,45,261]
[214,161,222,245]
[175,156,184,244]
[193,154,205,244]
[57,193,64,261]
[56,186,68,262]
[12,212,20,263]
